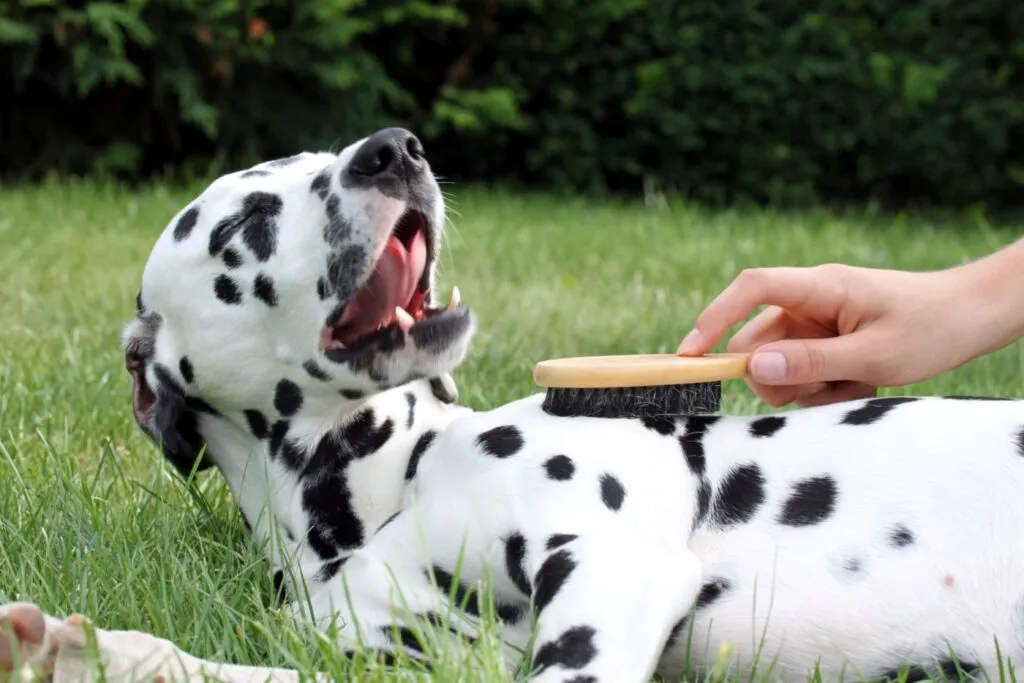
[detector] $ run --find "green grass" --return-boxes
[1,178,1023,681]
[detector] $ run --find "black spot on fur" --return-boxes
[430,566,522,624]
[316,276,331,300]
[222,247,243,269]
[310,171,330,200]
[178,357,194,384]
[532,625,597,675]
[381,623,425,656]
[252,273,278,307]
[889,524,915,548]
[323,194,354,247]
[679,415,720,477]
[272,569,288,604]
[172,206,200,241]
[299,412,395,556]
[696,578,731,609]
[207,192,282,262]
[274,379,304,417]
[340,388,364,400]
[278,439,305,471]
[544,455,575,481]
[749,416,786,438]
[477,425,524,458]
[302,360,331,382]
[405,391,416,429]
[405,430,436,481]
[841,396,919,426]
[241,193,282,261]
[667,578,732,648]
[642,414,676,435]
[244,410,269,439]
[213,274,242,304]
[317,556,349,583]
[144,364,215,476]
[326,245,368,303]
[430,565,481,616]
[268,420,289,455]
[599,473,626,511]
[711,464,766,527]
[778,475,838,527]
[564,676,598,683]
[533,549,576,613]
[241,169,271,178]
[1017,426,1024,457]
[135,291,143,312]
[546,533,577,551]
[504,533,532,596]
[694,479,712,529]
[498,603,526,624]
[334,408,394,460]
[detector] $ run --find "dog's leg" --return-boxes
[0,602,312,683]
[522,534,702,683]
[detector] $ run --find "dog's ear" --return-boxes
[126,351,214,478]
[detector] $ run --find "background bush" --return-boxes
[2,0,1022,210]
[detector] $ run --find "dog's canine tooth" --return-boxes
[448,285,461,310]
[394,306,415,332]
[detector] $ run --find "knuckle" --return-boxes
[801,343,830,379]
[726,334,750,353]
[814,262,846,279]
[735,268,765,289]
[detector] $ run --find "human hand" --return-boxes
[675,263,992,408]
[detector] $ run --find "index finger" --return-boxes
[678,266,848,356]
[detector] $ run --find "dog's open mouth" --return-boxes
[320,209,462,353]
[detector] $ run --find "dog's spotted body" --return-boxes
[4,129,1024,683]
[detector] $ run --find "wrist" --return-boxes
[948,237,1024,359]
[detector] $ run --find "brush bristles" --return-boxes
[541,382,722,419]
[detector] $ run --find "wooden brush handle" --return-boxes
[534,353,750,389]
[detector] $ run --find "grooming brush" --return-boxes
[534,353,750,418]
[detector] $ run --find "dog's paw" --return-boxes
[0,602,192,682]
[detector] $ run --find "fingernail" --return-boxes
[750,352,788,382]
[677,328,701,355]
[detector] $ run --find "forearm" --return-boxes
[951,236,1024,359]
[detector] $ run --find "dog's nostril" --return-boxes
[406,135,425,161]
[372,145,395,174]
[351,142,395,177]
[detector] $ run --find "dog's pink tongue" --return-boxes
[336,232,426,345]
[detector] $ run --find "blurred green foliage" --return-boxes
[2,0,1022,209]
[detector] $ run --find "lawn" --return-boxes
[1,178,1022,681]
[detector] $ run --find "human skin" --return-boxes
[677,237,1024,407]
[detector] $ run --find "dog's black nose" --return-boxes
[348,128,425,180]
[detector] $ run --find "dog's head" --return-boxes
[121,128,474,475]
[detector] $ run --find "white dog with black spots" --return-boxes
[4,128,1024,683]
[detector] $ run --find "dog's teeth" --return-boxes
[448,285,461,310]
[394,306,415,333]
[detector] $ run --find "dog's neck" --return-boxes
[201,376,473,589]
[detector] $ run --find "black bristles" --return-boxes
[541,382,722,418]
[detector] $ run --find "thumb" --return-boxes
[746,334,869,386]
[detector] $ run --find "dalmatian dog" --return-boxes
[4,127,1024,683]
